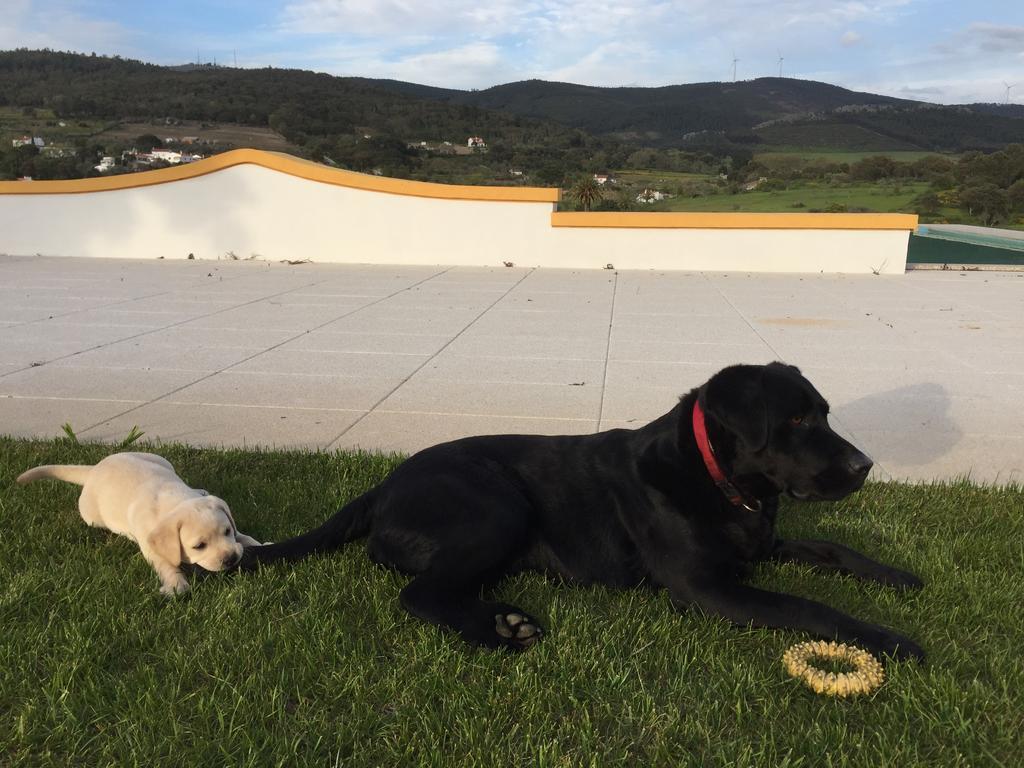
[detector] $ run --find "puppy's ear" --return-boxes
[146,512,185,567]
[218,501,237,532]
[701,365,768,450]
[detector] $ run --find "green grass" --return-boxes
[0,106,113,149]
[657,181,929,213]
[755,150,951,164]
[2,437,1023,767]
[615,170,711,183]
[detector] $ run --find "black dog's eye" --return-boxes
[194,542,207,550]
[790,415,804,426]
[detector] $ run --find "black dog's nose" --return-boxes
[223,552,241,568]
[847,452,873,476]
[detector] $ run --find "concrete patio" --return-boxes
[1,254,1021,484]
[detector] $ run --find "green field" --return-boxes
[95,120,299,154]
[615,169,711,183]
[653,181,929,213]
[2,437,1023,767]
[755,150,954,164]
[752,122,923,152]
[0,106,111,148]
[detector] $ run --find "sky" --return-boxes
[1,0,1022,104]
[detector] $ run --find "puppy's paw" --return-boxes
[494,610,543,650]
[159,575,191,597]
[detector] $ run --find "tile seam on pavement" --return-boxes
[373,409,595,422]
[596,270,620,426]
[826,411,892,480]
[76,266,456,437]
[899,271,1019,323]
[1,394,142,404]
[0,261,271,332]
[0,275,329,380]
[698,272,783,362]
[325,268,538,449]
[157,400,366,413]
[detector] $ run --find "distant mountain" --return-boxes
[0,49,593,154]
[2,49,1021,154]
[964,103,1024,119]
[363,77,1024,152]
[378,77,911,135]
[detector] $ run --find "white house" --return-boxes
[636,188,669,204]
[12,136,44,148]
[150,149,184,164]
[94,156,116,173]
[467,136,486,148]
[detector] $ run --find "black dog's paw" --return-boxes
[493,610,543,651]
[180,562,214,580]
[877,568,924,590]
[875,633,925,663]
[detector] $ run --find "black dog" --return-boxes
[240,362,924,660]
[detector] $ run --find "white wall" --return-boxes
[546,226,909,273]
[0,162,911,274]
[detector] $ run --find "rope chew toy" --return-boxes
[783,640,884,697]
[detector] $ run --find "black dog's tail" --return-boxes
[237,489,377,569]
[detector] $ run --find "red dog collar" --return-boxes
[692,400,763,512]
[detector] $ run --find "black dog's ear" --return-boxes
[767,361,801,376]
[701,365,768,450]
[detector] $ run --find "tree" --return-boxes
[959,183,1009,226]
[1007,179,1024,214]
[135,133,163,152]
[535,163,567,186]
[914,191,942,217]
[850,156,897,181]
[568,175,603,211]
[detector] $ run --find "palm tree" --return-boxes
[569,175,604,212]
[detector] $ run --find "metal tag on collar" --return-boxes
[717,479,763,513]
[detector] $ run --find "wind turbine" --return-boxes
[1005,82,1018,104]
[778,51,784,78]
[732,52,740,82]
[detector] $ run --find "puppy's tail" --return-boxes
[237,488,377,570]
[17,464,93,486]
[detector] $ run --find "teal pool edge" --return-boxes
[907,233,1024,266]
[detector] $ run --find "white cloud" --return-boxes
[934,22,1024,55]
[544,41,660,87]
[386,42,509,89]
[4,0,1013,105]
[279,0,540,40]
[854,21,1024,103]
[857,75,1015,104]
[0,0,134,54]
[273,0,922,89]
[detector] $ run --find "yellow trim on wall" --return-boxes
[0,148,561,203]
[551,211,918,230]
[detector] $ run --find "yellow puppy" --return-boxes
[18,452,262,595]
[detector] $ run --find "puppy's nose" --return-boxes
[847,452,873,477]
[223,552,241,568]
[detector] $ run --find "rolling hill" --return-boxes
[1,49,1021,159]
[362,77,1024,152]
